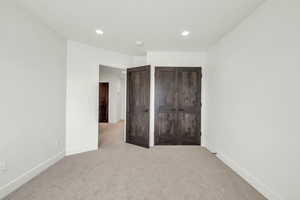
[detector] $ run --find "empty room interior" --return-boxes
[0,0,299,200]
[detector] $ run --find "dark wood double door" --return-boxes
[155,67,202,145]
[99,82,109,123]
[126,66,150,148]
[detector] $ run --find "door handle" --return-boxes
[179,108,184,111]
[144,109,149,113]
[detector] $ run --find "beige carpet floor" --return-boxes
[5,121,266,200]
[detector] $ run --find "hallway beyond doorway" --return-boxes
[99,121,124,148]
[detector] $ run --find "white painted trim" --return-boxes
[0,151,65,199]
[217,152,283,200]
[66,146,98,156]
[123,68,127,143]
[149,65,155,147]
[203,143,216,154]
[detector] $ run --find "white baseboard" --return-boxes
[66,146,98,156]
[217,152,283,200]
[203,145,216,154]
[0,151,65,199]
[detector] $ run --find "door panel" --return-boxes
[178,70,198,107]
[155,67,201,145]
[99,83,109,123]
[126,66,150,148]
[155,68,177,144]
[156,112,177,144]
[177,112,200,145]
[177,68,201,145]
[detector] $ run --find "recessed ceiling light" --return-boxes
[136,41,144,46]
[96,29,104,35]
[181,30,190,36]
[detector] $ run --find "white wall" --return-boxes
[147,52,207,147]
[66,40,132,155]
[0,2,66,198]
[206,1,300,200]
[99,66,126,123]
[132,56,147,67]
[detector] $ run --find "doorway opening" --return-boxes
[98,65,126,148]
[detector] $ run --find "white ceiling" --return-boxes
[17,0,265,56]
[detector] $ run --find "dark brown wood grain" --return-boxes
[126,65,150,148]
[99,82,109,123]
[155,67,202,145]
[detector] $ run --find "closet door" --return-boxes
[177,68,201,145]
[155,67,202,145]
[126,65,150,148]
[155,67,178,145]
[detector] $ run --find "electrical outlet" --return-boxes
[0,161,7,173]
